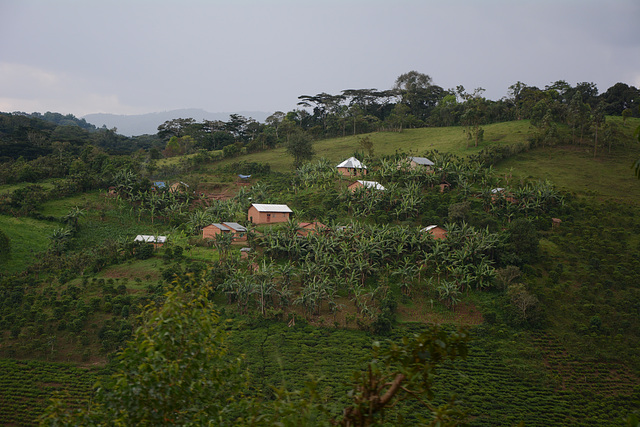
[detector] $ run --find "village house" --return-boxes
[202,222,248,241]
[240,247,252,259]
[134,234,167,249]
[169,181,189,193]
[297,221,328,237]
[348,180,386,192]
[491,188,517,204]
[248,203,293,225]
[406,156,434,170]
[336,157,367,177]
[421,225,447,240]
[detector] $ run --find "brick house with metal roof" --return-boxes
[248,204,293,225]
[202,222,248,241]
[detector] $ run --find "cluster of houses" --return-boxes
[134,155,449,250]
[339,156,438,193]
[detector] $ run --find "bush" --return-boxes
[135,243,154,260]
[505,218,539,265]
[0,229,10,261]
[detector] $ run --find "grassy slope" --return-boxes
[494,116,640,202]
[0,181,56,195]
[215,120,534,173]
[0,215,59,274]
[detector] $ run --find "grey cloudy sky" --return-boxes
[1,0,639,118]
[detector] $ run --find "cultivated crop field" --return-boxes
[224,321,640,426]
[0,359,102,426]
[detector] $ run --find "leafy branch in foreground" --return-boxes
[335,328,469,426]
[41,276,251,426]
[41,275,470,426]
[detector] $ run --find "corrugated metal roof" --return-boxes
[421,225,438,232]
[211,223,230,231]
[409,156,434,166]
[336,156,366,169]
[357,180,385,190]
[223,222,247,232]
[134,235,167,243]
[251,203,293,213]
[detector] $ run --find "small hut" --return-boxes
[348,180,386,192]
[202,222,248,241]
[297,221,328,237]
[406,156,434,170]
[336,157,367,177]
[421,225,447,240]
[134,234,167,249]
[170,181,189,193]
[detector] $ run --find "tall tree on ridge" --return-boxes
[458,86,487,148]
[285,128,314,168]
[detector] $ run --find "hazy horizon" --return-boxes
[1,0,639,118]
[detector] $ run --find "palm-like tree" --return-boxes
[62,206,85,230]
[187,209,212,234]
[49,228,72,255]
[437,279,462,308]
[251,260,276,316]
[393,259,418,296]
[212,233,234,259]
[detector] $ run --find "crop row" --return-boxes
[0,359,102,426]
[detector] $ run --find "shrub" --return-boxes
[0,229,10,262]
[135,243,153,260]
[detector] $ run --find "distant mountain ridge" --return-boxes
[82,109,270,136]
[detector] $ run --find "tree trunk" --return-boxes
[594,124,598,158]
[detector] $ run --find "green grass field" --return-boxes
[0,180,56,195]
[214,120,535,173]
[494,117,640,202]
[0,214,59,274]
[39,191,101,217]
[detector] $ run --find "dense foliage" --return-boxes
[1,75,639,425]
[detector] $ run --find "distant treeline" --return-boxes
[1,72,638,176]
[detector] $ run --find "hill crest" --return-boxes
[83,108,270,136]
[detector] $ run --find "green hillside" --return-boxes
[216,120,534,173]
[1,115,640,425]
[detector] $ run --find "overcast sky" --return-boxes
[1,0,639,118]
